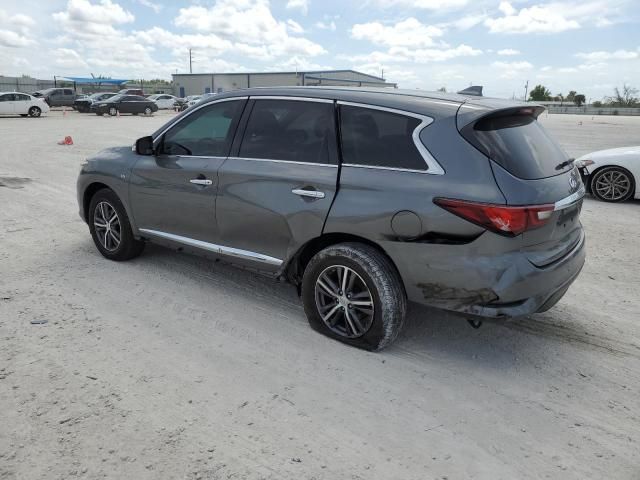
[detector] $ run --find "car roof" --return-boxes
[202,86,531,120]
[0,91,32,95]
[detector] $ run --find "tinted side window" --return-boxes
[15,94,30,101]
[0,94,14,102]
[340,105,426,170]
[161,100,243,157]
[239,100,335,164]
[64,89,73,95]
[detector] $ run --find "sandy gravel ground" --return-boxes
[1,111,639,480]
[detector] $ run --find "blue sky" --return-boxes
[0,0,638,100]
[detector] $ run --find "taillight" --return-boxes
[434,198,554,236]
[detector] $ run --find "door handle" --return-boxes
[292,188,325,199]
[190,179,213,186]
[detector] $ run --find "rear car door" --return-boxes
[215,97,339,271]
[0,93,16,114]
[129,98,246,244]
[120,96,138,113]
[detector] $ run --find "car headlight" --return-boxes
[574,159,595,168]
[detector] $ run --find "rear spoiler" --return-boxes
[456,104,546,132]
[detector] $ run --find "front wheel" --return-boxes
[28,106,41,117]
[301,243,406,351]
[88,189,145,261]
[591,166,635,202]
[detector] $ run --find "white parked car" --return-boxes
[148,94,178,109]
[576,147,639,202]
[0,92,50,117]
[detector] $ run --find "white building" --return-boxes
[172,70,396,97]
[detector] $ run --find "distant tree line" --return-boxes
[529,83,639,107]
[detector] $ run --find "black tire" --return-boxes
[20,114,27,117]
[28,106,41,117]
[301,242,406,351]
[96,112,104,116]
[108,107,118,116]
[590,166,635,202]
[88,188,144,261]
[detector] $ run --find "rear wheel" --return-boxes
[144,107,152,115]
[591,166,635,202]
[88,189,144,261]
[108,107,118,116]
[301,243,406,351]
[28,106,41,117]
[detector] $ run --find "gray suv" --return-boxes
[77,87,586,350]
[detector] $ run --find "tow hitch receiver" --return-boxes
[467,319,483,329]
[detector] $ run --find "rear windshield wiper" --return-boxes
[555,158,575,171]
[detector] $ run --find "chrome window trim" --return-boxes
[154,96,249,142]
[249,95,334,104]
[554,185,586,211]
[139,229,283,266]
[342,163,433,174]
[337,100,445,176]
[227,156,338,168]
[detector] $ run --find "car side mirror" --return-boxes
[135,136,154,155]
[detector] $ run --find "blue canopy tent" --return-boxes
[55,76,129,92]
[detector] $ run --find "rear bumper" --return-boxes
[383,228,586,319]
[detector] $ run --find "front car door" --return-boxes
[129,97,247,245]
[215,96,339,272]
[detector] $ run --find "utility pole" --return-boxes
[524,80,529,102]
[189,48,193,74]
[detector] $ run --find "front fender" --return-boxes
[76,146,140,232]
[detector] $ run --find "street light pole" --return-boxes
[189,48,193,74]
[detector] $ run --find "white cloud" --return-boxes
[53,0,134,26]
[135,0,162,14]
[343,44,482,64]
[0,9,36,48]
[369,0,468,9]
[286,0,309,15]
[485,2,580,34]
[53,48,90,69]
[575,49,639,62]
[497,48,520,56]
[491,60,533,78]
[174,0,325,59]
[287,19,304,34]
[351,18,444,48]
[315,20,336,31]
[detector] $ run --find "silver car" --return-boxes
[77,87,586,350]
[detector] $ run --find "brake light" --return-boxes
[434,198,554,236]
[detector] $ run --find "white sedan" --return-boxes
[576,146,639,202]
[0,92,49,117]
[148,94,178,109]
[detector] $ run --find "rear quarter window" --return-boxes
[463,113,572,180]
[340,105,427,171]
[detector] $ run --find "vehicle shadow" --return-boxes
[130,243,625,368]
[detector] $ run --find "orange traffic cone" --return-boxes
[57,136,73,145]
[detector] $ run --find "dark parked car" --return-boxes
[74,92,118,113]
[90,94,158,116]
[77,87,586,350]
[118,88,145,96]
[31,88,76,107]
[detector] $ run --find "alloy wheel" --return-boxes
[594,169,631,201]
[93,201,121,252]
[314,265,374,338]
